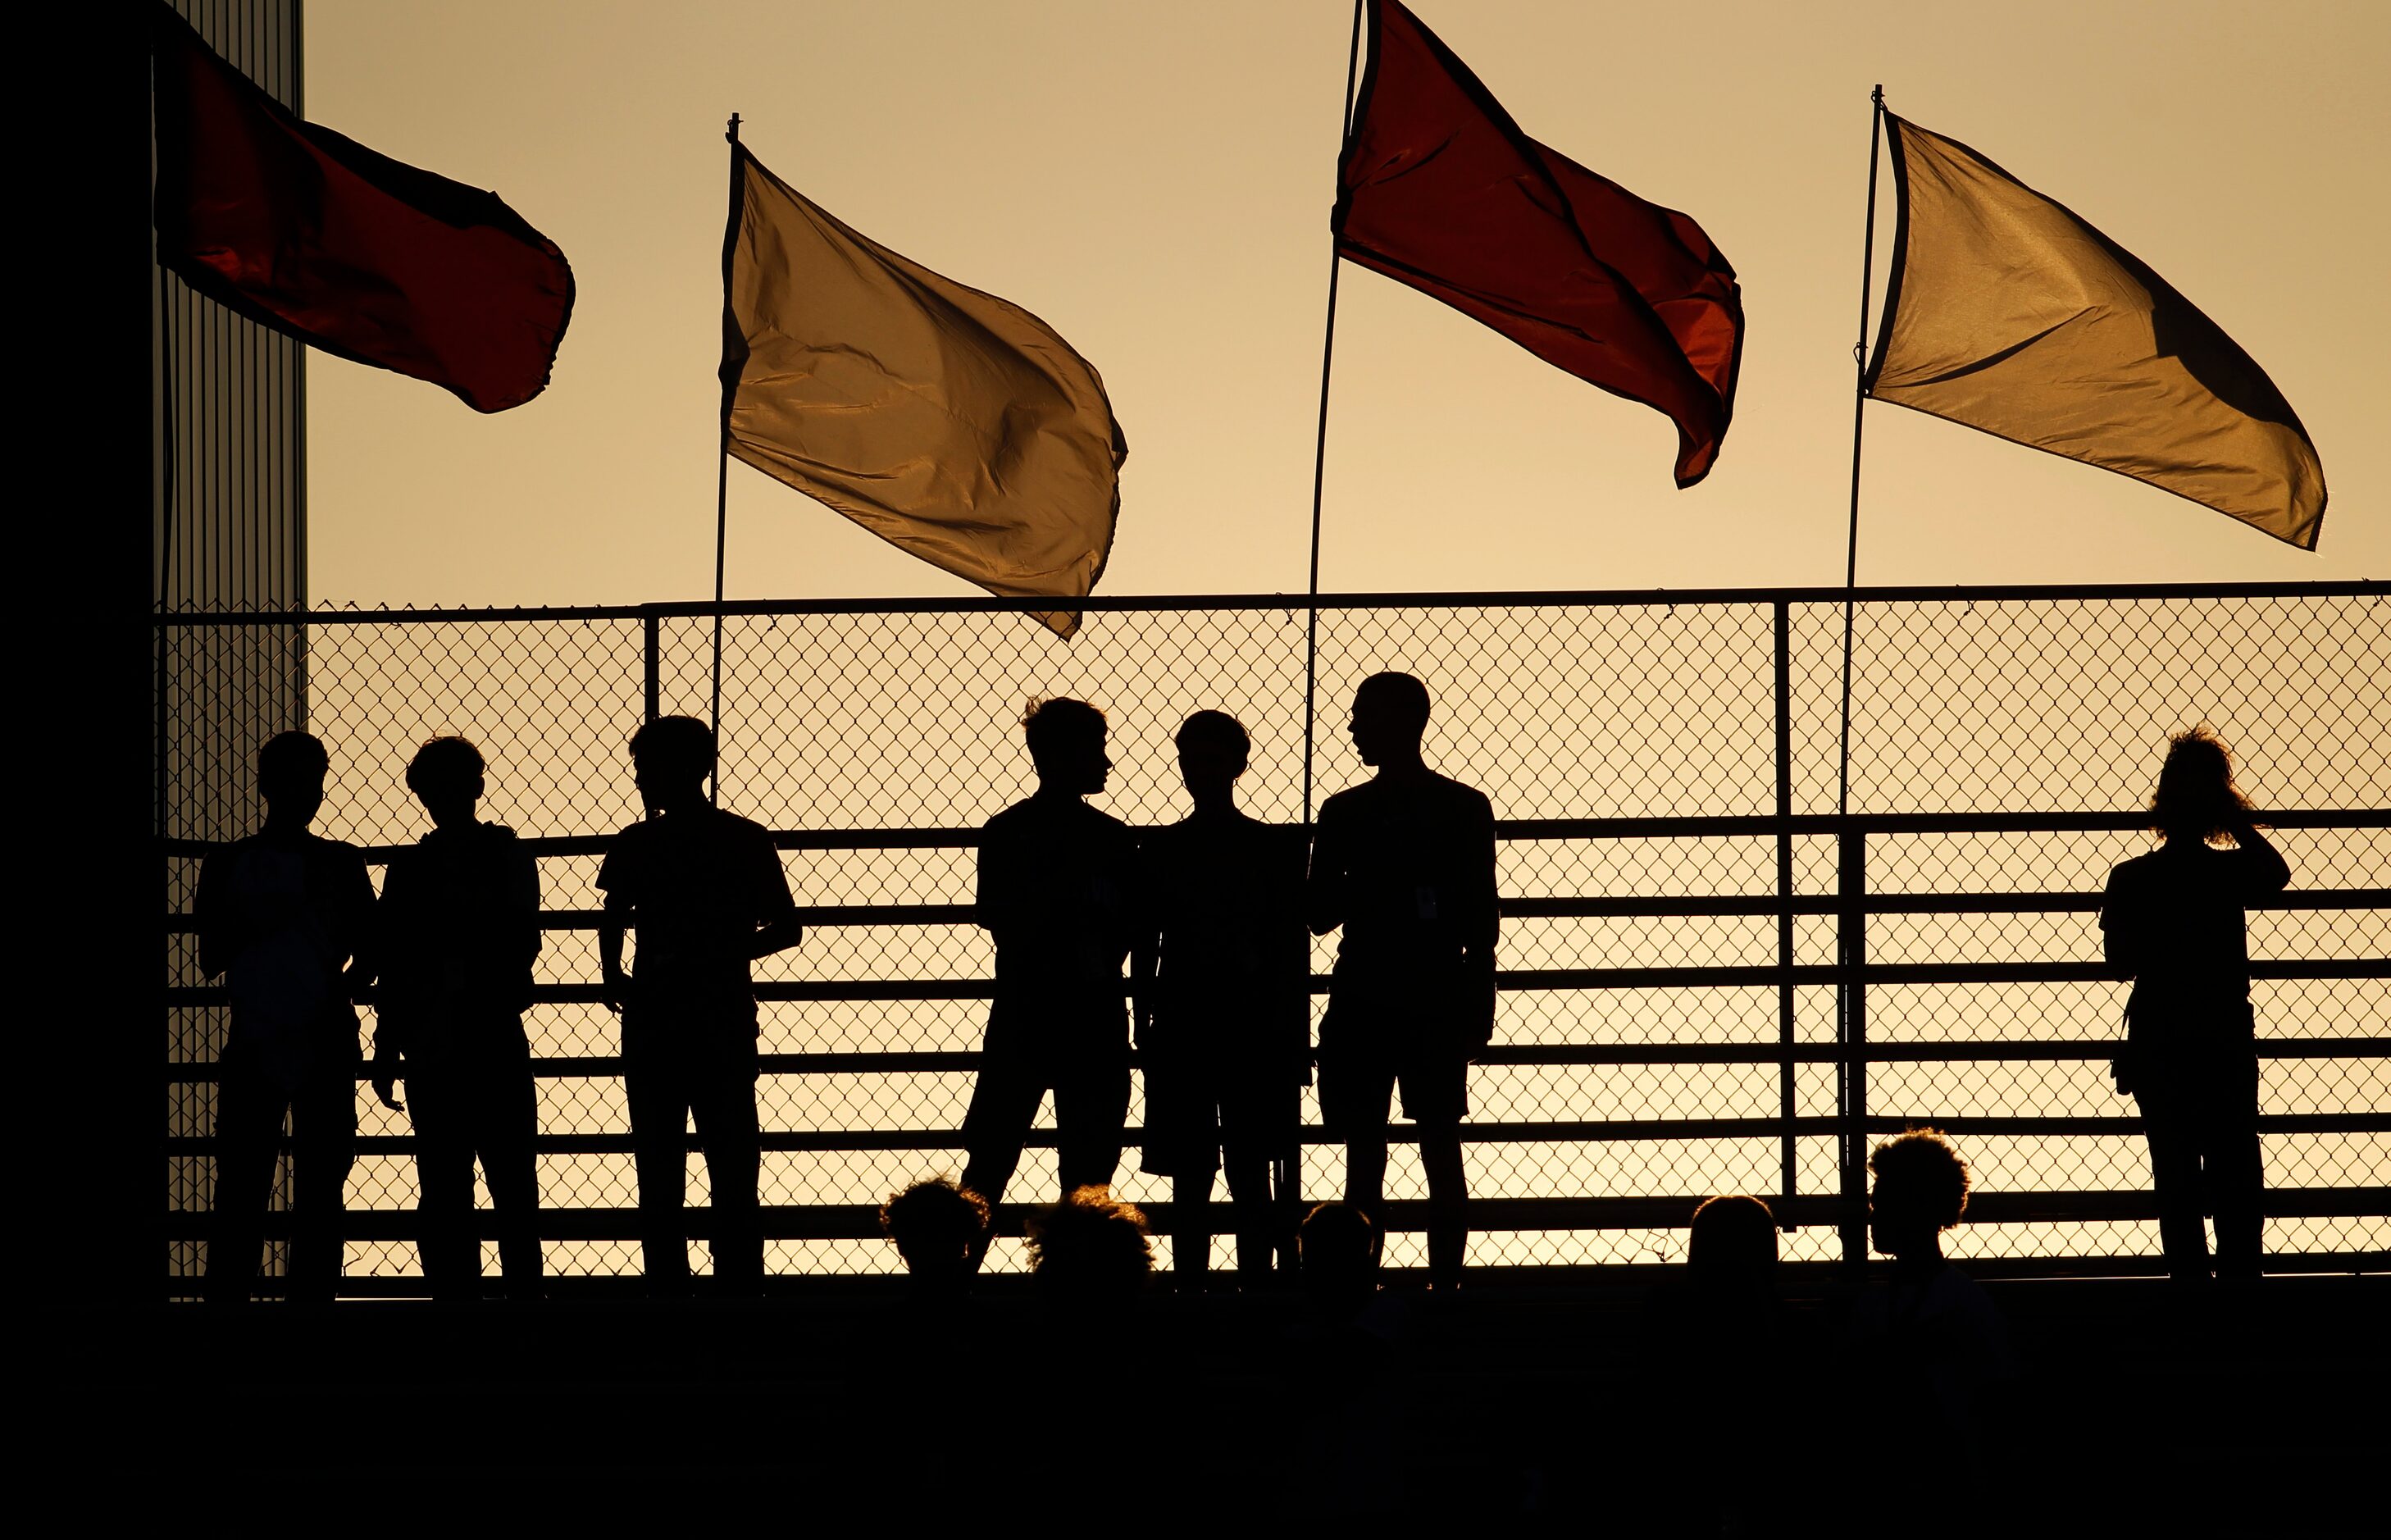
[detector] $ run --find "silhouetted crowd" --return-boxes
[196,674,2286,1337]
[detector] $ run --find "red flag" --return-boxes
[150,5,573,413]
[1335,0,1742,486]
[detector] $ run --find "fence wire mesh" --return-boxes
[159,587,2390,1285]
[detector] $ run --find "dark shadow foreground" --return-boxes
[78,1277,2385,1527]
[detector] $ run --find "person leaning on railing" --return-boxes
[2100,727,2291,1283]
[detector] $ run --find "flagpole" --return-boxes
[712,112,743,807]
[1303,0,1366,831]
[1836,84,1884,1210]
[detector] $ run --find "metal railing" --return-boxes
[157,583,2391,1286]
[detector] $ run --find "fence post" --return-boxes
[1774,602,1797,1222]
[642,608,661,725]
[1838,827,1869,1268]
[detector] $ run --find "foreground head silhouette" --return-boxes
[1300,1201,1380,1310]
[257,727,331,828]
[881,1178,991,1292]
[1025,1187,1153,1299]
[1687,1193,1778,1286]
[1870,1129,1972,1265]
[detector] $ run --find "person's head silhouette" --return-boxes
[257,731,330,831]
[1024,1186,1151,1297]
[1300,1201,1380,1305]
[1175,709,1249,809]
[1869,1129,1972,1264]
[880,1177,990,1291]
[1022,697,1109,797]
[1687,1194,1778,1287]
[2150,725,2255,846]
[1349,672,1430,770]
[629,715,714,815]
[405,736,486,830]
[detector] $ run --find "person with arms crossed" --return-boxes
[599,716,802,1296]
[1308,672,1496,1290]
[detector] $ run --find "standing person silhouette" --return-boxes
[598,716,802,1296]
[959,699,1141,1247]
[194,731,375,1303]
[1139,710,1311,1288]
[2102,727,2290,1282]
[371,736,544,1300]
[1308,672,1496,1289]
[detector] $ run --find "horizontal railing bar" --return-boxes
[153,1185,2391,1242]
[154,957,2391,1007]
[157,1111,2389,1157]
[160,1037,2390,1081]
[146,578,2391,627]
[156,887,2391,934]
[152,811,2391,863]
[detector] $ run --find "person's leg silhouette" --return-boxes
[205,1058,283,1302]
[2142,1082,2211,1279]
[690,1041,765,1292]
[1054,1051,1130,1194]
[480,1054,544,1295]
[410,1063,481,1299]
[2206,1055,2266,1280]
[626,1037,694,1294]
[285,1059,358,1303]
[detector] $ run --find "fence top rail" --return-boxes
[149,579,2390,626]
[153,808,2391,861]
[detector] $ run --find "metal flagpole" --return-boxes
[1839,85,1883,829]
[1836,86,1885,1245]
[712,112,744,807]
[1280,0,1367,1275]
[1303,0,1366,833]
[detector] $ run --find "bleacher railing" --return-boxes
[157,584,2390,1288]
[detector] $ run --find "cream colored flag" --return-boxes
[721,149,1127,635]
[1867,115,2324,549]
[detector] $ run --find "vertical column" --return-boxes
[643,611,662,726]
[1774,602,1796,1219]
[1838,829,1869,1267]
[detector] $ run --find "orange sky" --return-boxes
[303,0,2389,605]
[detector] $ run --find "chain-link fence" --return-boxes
[159,585,2390,1289]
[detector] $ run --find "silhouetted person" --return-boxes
[371,736,543,1300]
[959,699,1141,1242]
[1139,709,1310,1288]
[1308,672,1496,1288]
[598,716,802,1296]
[1848,1130,2015,1518]
[1291,1201,1411,1512]
[1299,1200,1382,1320]
[1025,1185,1155,1301]
[195,731,374,1303]
[1636,1196,1785,1534]
[2102,727,2289,1283]
[881,1177,991,1296]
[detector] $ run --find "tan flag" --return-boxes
[720,148,1127,635]
[1866,115,2325,549]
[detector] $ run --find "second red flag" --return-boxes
[1335,0,1742,487]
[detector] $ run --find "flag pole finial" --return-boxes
[726,113,741,145]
